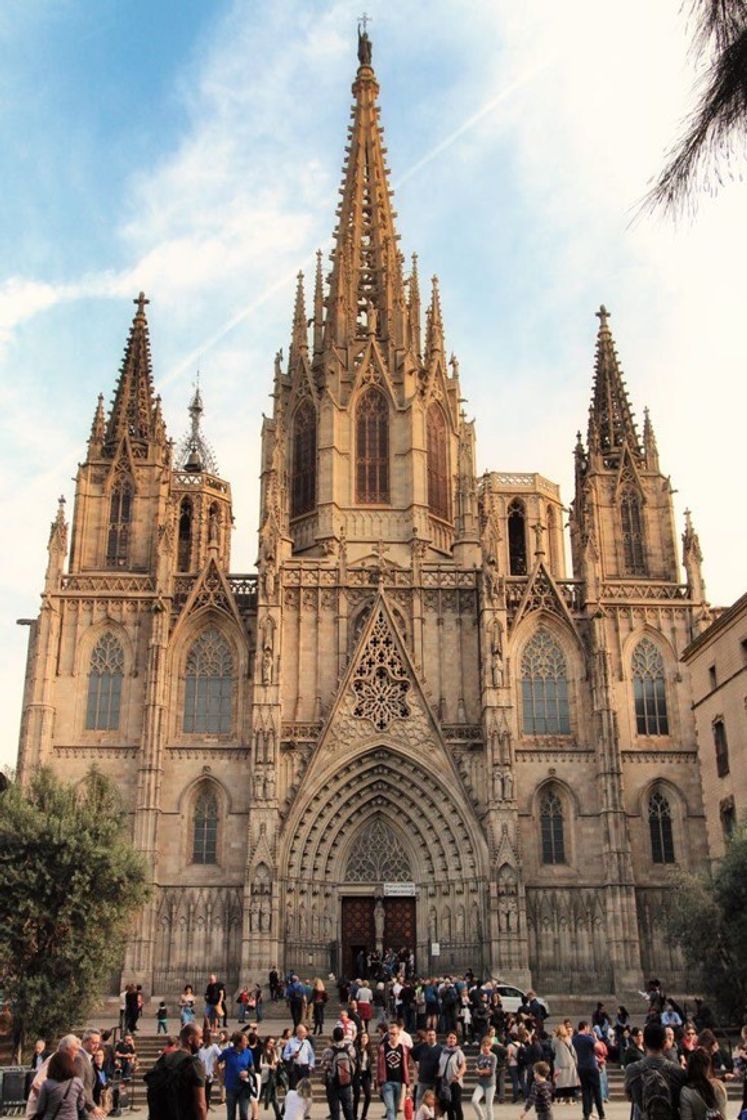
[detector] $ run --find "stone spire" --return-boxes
[176,381,219,475]
[426,275,445,358]
[104,292,162,456]
[682,508,706,602]
[289,271,309,365]
[324,31,405,351]
[588,305,641,468]
[87,393,106,457]
[642,406,660,471]
[408,253,422,358]
[312,250,324,359]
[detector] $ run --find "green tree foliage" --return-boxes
[665,826,747,1020]
[646,0,747,214]
[0,767,149,1053]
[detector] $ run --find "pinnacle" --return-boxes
[104,293,162,455]
[588,304,641,466]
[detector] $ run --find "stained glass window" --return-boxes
[345,817,412,882]
[86,632,124,730]
[540,789,565,864]
[521,629,570,735]
[193,787,218,864]
[427,405,449,520]
[632,639,669,735]
[356,388,389,503]
[106,478,133,567]
[621,489,645,574]
[649,790,675,864]
[291,402,316,518]
[183,628,234,734]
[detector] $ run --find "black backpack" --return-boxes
[640,1065,674,1120]
[144,1051,193,1120]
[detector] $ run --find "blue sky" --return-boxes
[1,0,745,768]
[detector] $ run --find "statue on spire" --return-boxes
[357,14,373,65]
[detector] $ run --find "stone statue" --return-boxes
[374,897,385,950]
[266,772,275,800]
[358,27,373,66]
[490,645,504,688]
[262,645,273,686]
[502,769,514,801]
[208,505,219,545]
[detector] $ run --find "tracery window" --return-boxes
[521,629,570,735]
[86,632,124,730]
[508,499,527,575]
[291,402,316,518]
[106,478,133,567]
[427,404,450,520]
[183,627,234,734]
[356,388,389,503]
[178,497,193,571]
[352,608,410,731]
[345,817,413,882]
[192,787,219,864]
[540,788,566,864]
[632,638,669,735]
[620,488,645,574]
[648,790,675,864]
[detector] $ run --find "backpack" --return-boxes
[443,987,458,1007]
[640,1065,674,1120]
[144,1051,193,1120]
[330,1047,354,1088]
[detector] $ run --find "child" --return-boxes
[156,1001,169,1034]
[415,1088,436,1120]
[519,1062,553,1120]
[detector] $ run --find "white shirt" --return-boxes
[357,986,373,1004]
[198,1043,222,1078]
[283,1090,312,1120]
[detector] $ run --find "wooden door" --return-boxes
[341,897,375,979]
[384,897,416,955]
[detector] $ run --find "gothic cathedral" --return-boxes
[17,33,712,995]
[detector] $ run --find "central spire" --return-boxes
[324,30,405,351]
[588,305,642,468]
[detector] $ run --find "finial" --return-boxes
[596,304,610,329]
[134,291,150,317]
[357,14,373,65]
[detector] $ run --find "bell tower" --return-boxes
[263,29,479,569]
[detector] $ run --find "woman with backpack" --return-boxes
[679,1049,727,1120]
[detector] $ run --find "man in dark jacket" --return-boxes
[572,1022,605,1120]
[625,1022,686,1120]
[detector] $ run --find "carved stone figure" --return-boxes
[262,645,273,686]
[374,897,385,949]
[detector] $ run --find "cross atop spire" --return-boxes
[134,291,150,316]
[588,304,642,468]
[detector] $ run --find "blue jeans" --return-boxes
[226,1086,250,1120]
[381,1081,403,1120]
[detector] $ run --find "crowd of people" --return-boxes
[19,971,747,1120]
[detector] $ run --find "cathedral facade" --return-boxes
[17,34,713,996]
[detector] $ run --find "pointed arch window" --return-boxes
[193,786,219,864]
[178,497,193,571]
[508,499,527,575]
[291,402,316,518]
[648,790,675,864]
[620,488,645,574]
[183,627,234,734]
[356,387,389,503]
[632,638,669,735]
[427,404,450,521]
[521,628,570,735]
[106,477,133,567]
[86,632,124,730]
[540,788,566,864]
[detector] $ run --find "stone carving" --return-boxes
[351,608,411,731]
[345,817,412,882]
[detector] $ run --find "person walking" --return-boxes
[551,1023,578,1104]
[625,1022,686,1120]
[33,1051,86,1120]
[219,1032,255,1120]
[376,1022,411,1120]
[679,1049,728,1120]
[312,979,329,1036]
[437,1031,466,1120]
[572,1022,605,1120]
[471,1036,497,1120]
[322,1026,357,1120]
[144,1022,207,1120]
[282,1025,315,1089]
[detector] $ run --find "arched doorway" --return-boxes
[340,816,416,978]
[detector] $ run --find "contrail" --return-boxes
[162,60,550,384]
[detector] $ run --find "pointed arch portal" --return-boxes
[281,745,487,976]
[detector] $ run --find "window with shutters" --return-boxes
[356,388,389,503]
